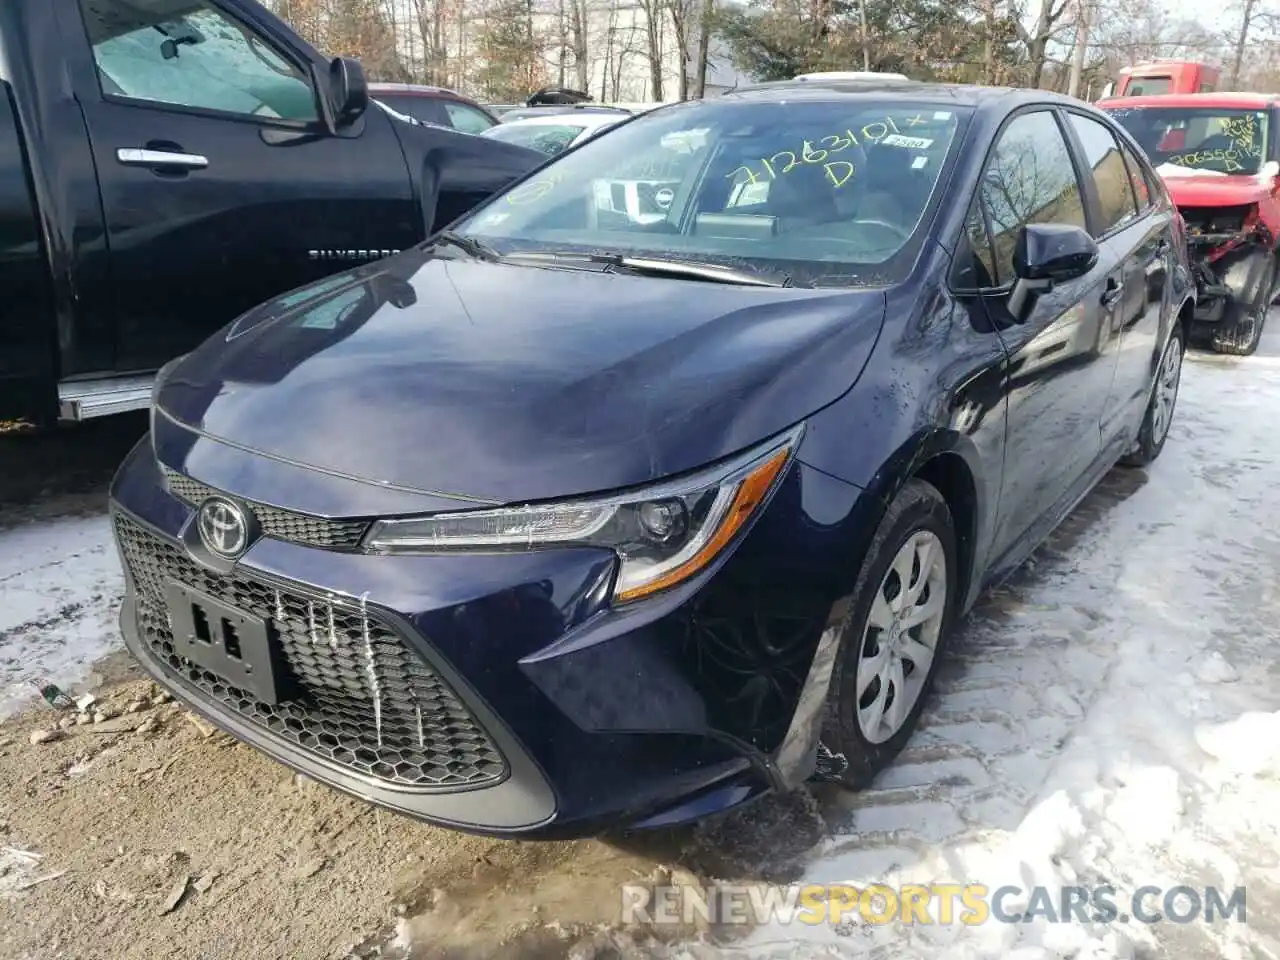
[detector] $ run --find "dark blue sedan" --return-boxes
[110,79,1193,838]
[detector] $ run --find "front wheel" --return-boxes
[819,479,956,789]
[1119,328,1183,468]
[1212,258,1274,356]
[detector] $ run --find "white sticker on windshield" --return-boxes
[912,156,928,170]
[933,111,952,121]
[881,133,934,149]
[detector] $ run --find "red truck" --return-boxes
[1099,92,1280,355]
[1100,60,1220,99]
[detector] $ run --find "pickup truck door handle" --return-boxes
[1101,278,1124,307]
[116,148,209,170]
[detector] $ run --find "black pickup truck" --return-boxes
[1,0,543,430]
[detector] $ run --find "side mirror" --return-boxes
[1008,222,1099,320]
[327,56,368,130]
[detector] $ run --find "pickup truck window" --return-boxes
[79,0,318,124]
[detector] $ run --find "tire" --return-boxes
[818,479,957,789]
[1119,327,1183,468]
[1211,257,1274,356]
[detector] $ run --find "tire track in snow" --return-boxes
[817,465,1146,854]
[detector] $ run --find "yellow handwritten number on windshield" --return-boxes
[506,173,566,205]
[725,118,912,192]
[1168,149,1244,172]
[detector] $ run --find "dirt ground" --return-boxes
[0,660,826,960]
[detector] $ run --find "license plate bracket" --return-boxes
[165,581,283,705]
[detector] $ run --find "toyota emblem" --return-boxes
[197,497,250,559]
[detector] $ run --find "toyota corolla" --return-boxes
[110,80,1192,838]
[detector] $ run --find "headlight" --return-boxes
[362,426,802,604]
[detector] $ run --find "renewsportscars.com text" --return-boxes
[620,883,1248,927]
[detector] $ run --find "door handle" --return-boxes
[116,148,209,170]
[1101,278,1125,307]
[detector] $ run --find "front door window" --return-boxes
[79,0,318,123]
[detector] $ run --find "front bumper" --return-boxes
[109,433,872,838]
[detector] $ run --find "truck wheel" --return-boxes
[1212,258,1275,357]
[1120,328,1183,468]
[820,479,956,789]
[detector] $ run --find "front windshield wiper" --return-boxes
[504,250,793,287]
[431,230,503,262]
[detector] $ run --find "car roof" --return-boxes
[724,78,1081,112]
[498,105,630,122]
[368,82,469,101]
[1096,92,1280,110]
[495,112,624,130]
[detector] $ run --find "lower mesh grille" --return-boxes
[115,512,508,790]
[162,467,369,550]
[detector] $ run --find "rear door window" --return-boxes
[1117,140,1154,211]
[1067,113,1139,235]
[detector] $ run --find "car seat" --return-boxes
[1157,128,1186,152]
[763,162,842,230]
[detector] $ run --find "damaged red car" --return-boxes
[1100,92,1280,355]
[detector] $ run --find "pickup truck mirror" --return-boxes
[327,57,369,130]
[1007,222,1099,321]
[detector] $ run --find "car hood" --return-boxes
[1154,166,1274,207]
[156,248,886,504]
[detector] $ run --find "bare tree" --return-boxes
[1067,0,1089,97]
[566,0,594,89]
[694,0,714,96]
[1012,0,1074,87]
[664,0,699,98]
[636,0,666,99]
[1230,0,1261,87]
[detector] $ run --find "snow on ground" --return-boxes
[0,514,122,717]
[686,327,1280,958]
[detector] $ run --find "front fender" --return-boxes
[795,292,1009,612]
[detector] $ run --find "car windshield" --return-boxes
[482,122,590,155]
[1106,106,1269,174]
[456,98,969,287]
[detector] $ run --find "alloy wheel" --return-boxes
[856,530,947,744]
[1151,335,1183,445]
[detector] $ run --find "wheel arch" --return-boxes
[854,428,991,617]
[911,451,979,613]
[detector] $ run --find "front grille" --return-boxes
[115,513,508,790]
[162,467,370,550]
